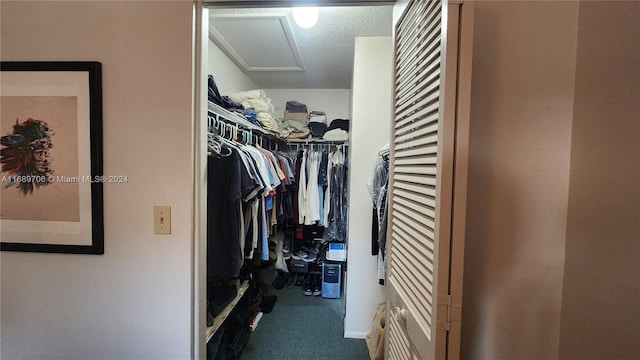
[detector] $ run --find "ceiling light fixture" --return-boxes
[292,7,319,29]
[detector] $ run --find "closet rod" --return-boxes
[287,139,349,146]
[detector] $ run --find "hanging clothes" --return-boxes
[207,148,244,282]
[370,145,390,285]
[326,146,348,241]
[206,116,300,272]
[290,144,349,242]
[207,111,350,290]
[305,150,321,225]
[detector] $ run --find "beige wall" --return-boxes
[208,38,258,94]
[462,2,578,359]
[559,2,640,359]
[345,36,392,338]
[0,1,195,359]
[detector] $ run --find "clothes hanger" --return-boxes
[207,133,223,157]
[208,115,215,133]
[219,121,225,139]
[208,123,232,157]
[241,129,248,144]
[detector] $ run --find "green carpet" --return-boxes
[240,286,370,359]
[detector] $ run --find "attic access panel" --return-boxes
[210,14,305,72]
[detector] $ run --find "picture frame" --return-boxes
[0,61,104,254]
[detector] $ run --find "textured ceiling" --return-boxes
[209,6,393,89]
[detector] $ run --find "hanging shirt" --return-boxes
[318,150,329,187]
[246,199,259,259]
[256,145,281,189]
[292,150,303,224]
[224,141,263,201]
[318,183,325,226]
[243,146,274,197]
[297,149,308,224]
[207,151,243,281]
[260,200,269,261]
[305,151,321,224]
[323,155,332,227]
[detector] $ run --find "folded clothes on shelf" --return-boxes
[285,100,308,113]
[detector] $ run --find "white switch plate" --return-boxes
[154,205,171,234]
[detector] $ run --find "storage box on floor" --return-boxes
[321,262,341,299]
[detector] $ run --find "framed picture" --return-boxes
[0,62,104,254]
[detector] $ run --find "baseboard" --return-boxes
[344,331,368,339]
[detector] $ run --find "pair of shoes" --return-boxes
[305,249,318,263]
[283,232,292,260]
[292,248,308,261]
[293,248,319,263]
[303,276,313,296]
[291,247,309,260]
[312,277,322,296]
[303,276,321,296]
[303,284,313,296]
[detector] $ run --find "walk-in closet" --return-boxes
[199,0,476,358]
[200,3,394,359]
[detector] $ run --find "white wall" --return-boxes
[344,36,392,339]
[462,2,578,359]
[0,2,194,359]
[263,89,351,122]
[208,38,258,95]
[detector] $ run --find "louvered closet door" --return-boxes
[386,1,473,359]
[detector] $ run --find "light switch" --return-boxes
[154,205,171,234]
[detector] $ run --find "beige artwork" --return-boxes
[0,96,80,222]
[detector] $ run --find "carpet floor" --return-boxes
[240,286,370,359]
